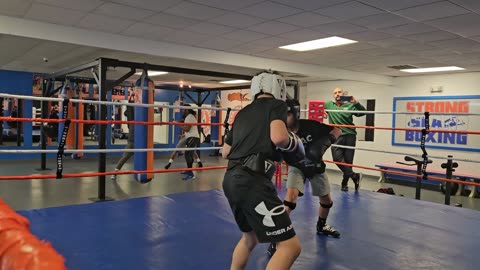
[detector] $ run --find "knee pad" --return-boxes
[320,201,333,209]
[283,200,296,210]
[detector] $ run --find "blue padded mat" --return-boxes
[18,188,480,270]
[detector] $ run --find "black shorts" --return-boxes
[223,168,296,243]
[185,137,200,148]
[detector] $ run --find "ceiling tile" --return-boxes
[341,42,381,51]
[25,3,86,26]
[251,36,294,47]
[0,36,42,66]
[311,22,367,35]
[314,1,383,20]
[343,30,393,41]
[470,36,480,42]
[404,31,459,43]
[108,0,180,12]
[145,13,200,29]
[0,0,32,16]
[357,0,439,11]
[427,38,480,53]
[227,43,273,54]
[271,0,350,10]
[348,13,412,29]
[197,37,245,51]
[223,30,269,42]
[163,2,226,20]
[93,2,155,20]
[247,21,300,35]
[189,0,265,11]
[209,12,267,28]
[280,29,329,42]
[368,37,414,47]
[424,13,480,37]
[162,30,213,46]
[120,22,175,40]
[185,22,236,35]
[238,1,303,20]
[36,0,103,12]
[392,43,438,52]
[379,23,437,36]
[410,48,456,57]
[77,13,135,33]
[277,12,337,27]
[449,0,480,12]
[394,1,470,21]
[355,47,402,56]
[254,48,296,59]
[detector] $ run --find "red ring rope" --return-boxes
[0,165,227,181]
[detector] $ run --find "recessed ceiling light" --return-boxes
[400,66,465,73]
[279,36,357,52]
[219,80,250,84]
[135,71,168,76]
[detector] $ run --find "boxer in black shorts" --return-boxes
[222,71,305,270]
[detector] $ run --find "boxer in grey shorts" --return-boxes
[287,166,330,197]
[267,99,343,257]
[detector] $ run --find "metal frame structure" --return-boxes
[40,58,298,202]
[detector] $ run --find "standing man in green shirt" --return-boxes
[325,87,366,192]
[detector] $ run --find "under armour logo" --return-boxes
[255,202,285,227]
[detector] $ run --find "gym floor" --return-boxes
[0,154,478,211]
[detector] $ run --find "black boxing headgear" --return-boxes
[286,99,300,129]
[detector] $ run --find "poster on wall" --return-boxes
[392,95,480,152]
[220,89,252,133]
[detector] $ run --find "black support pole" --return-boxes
[39,80,50,170]
[90,60,113,202]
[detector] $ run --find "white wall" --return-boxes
[306,72,480,177]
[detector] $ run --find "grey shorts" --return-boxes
[176,137,187,148]
[286,166,330,197]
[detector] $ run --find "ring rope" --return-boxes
[0,116,231,127]
[301,108,480,116]
[0,146,222,154]
[324,160,480,187]
[331,144,480,163]
[0,165,228,181]
[0,93,240,112]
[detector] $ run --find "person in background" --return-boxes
[324,87,366,192]
[111,90,135,180]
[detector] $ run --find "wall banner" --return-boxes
[392,95,480,152]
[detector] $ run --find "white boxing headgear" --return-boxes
[250,71,287,101]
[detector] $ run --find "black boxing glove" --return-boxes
[278,131,304,154]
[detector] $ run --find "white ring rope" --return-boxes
[331,144,480,163]
[0,146,222,154]
[300,108,480,116]
[0,93,240,112]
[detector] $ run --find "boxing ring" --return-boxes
[15,188,480,270]
[1,91,480,269]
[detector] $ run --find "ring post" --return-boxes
[441,155,458,205]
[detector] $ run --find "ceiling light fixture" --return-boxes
[134,71,168,76]
[219,79,250,84]
[400,66,465,73]
[279,36,357,51]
